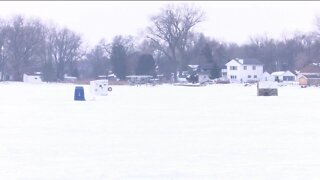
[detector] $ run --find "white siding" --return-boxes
[226,60,241,83]
[261,72,275,81]
[225,59,263,83]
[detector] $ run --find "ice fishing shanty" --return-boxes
[257,81,278,96]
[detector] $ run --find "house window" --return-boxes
[254,75,257,78]
[243,66,247,70]
[248,75,251,78]
[252,66,256,70]
[284,76,294,81]
[230,66,237,70]
[230,75,237,79]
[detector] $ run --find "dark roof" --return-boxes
[300,63,320,74]
[301,74,320,79]
[199,63,213,70]
[240,58,263,65]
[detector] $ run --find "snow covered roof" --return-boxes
[258,81,278,89]
[188,65,199,69]
[271,71,296,77]
[25,72,42,76]
[271,71,285,76]
[107,74,116,77]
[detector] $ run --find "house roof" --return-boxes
[244,58,263,65]
[25,72,42,76]
[235,58,263,65]
[271,71,285,76]
[300,74,320,79]
[300,63,320,74]
[271,71,296,77]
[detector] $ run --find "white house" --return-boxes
[223,58,264,83]
[271,71,296,82]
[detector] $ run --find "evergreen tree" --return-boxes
[135,54,156,76]
[41,60,56,82]
[110,43,127,80]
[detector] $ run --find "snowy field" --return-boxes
[1,82,320,180]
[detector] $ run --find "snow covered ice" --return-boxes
[1,82,320,179]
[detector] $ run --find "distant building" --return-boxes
[271,71,296,82]
[222,58,264,83]
[260,72,275,81]
[64,74,77,83]
[298,74,320,86]
[192,64,212,84]
[297,63,320,86]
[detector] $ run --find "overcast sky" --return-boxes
[0,1,320,47]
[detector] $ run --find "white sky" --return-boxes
[0,1,320,47]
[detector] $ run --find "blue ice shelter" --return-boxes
[74,86,85,101]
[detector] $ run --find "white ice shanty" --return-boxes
[257,81,278,96]
[23,72,42,83]
[90,79,111,96]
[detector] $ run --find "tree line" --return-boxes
[1,4,320,83]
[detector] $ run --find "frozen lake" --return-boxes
[0,82,320,179]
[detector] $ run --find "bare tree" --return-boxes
[6,16,46,81]
[0,19,8,81]
[98,39,112,57]
[147,4,204,82]
[41,24,58,82]
[109,35,135,80]
[49,27,82,81]
[85,43,110,79]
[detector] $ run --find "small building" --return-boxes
[298,74,320,86]
[97,75,107,80]
[23,72,42,83]
[297,63,320,86]
[271,71,296,82]
[64,74,77,83]
[260,72,274,81]
[257,81,278,96]
[126,75,153,85]
[107,73,118,81]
